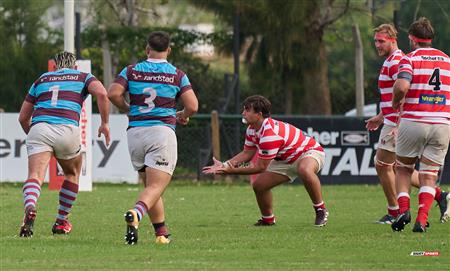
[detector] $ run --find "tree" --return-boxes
[0,0,60,112]
[191,0,350,115]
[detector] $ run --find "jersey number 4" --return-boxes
[139,87,157,113]
[428,68,441,91]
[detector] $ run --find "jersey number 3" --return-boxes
[428,68,441,91]
[139,87,157,113]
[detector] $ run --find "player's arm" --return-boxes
[108,83,130,113]
[392,78,410,110]
[18,100,34,134]
[176,89,198,125]
[89,80,110,146]
[392,56,412,110]
[222,156,271,175]
[227,149,257,167]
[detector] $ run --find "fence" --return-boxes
[177,114,450,185]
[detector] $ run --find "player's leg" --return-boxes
[391,120,422,231]
[391,155,416,231]
[251,171,289,226]
[52,154,82,234]
[374,148,397,223]
[51,125,82,234]
[148,197,171,244]
[20,123,54,237]
[410,168,446,219]
[413,156,440,232]
[19,151,52,237]
[297,155,328,227]
[124,126,176,244]
[414,124,450,230]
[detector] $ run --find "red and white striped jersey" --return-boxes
[398,48,450,125]
[378,49,404,126]
[244,118,324,164]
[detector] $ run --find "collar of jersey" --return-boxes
[255,118,269,136]
[146,58,168,63]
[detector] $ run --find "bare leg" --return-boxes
[252,172,289,216]
[374,149,397,207]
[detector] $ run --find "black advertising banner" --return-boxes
[276,116,449,185]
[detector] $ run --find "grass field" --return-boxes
[1,181,449,271]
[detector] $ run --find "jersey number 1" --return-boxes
[428,68,441,91]
[49,85,60,106]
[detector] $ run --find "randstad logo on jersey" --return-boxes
[43,75,79,82]
[144,75,175,83]
[419,94,446,104]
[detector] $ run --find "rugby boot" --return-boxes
[155,234,171,244]
[437,191,450,223]
[375,214,396,225]
[391,210,411,232]
[314,208,329,227]
[19,206,37,237]
[254,216,276,226]
[124,210,139,245]
[52,220,72,234]
[412,221,428,233]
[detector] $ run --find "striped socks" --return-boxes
[56,180,79,224]
[133,201,149,221]
[23,179,41,210]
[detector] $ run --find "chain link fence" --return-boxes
[175,114,245,180]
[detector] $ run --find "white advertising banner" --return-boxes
[76,59,93,190]
[0,113,138,184]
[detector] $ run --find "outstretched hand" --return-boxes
[365,115,383,131]
[202,157,228,174]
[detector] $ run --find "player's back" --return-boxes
[399,48,450,125]
[123,59,190,130]
[27,69,94,126]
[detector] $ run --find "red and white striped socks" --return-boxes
[56,180,79,224]
[23,179,41,210]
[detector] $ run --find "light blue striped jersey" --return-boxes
[114,58,192,130]
[26,68,97,126]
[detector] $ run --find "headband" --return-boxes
[374,33,396,42]
[408,34,432,43]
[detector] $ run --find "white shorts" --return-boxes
[396,120,450,165]
[377,124,396,153]
[26,122,81,160]
[267,150,325,182]
[127,126,177,175]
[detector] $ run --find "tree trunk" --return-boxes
[300,30,331,115]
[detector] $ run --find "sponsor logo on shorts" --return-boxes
[156,159,169,166]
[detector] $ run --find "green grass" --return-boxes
[1,182,449,271]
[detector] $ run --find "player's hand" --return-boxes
[176,110,190,125]
[365,115,383,131]
[202,157,229,174]
[98,123,110,147]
